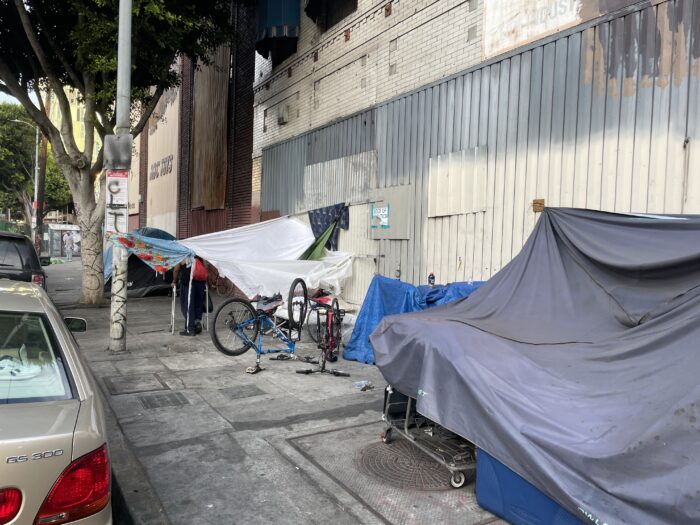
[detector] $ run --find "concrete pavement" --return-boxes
[47,260,501,525]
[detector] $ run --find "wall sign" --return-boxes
[484,0,582,58]
[106,169,129,234]
[371,204,390,229]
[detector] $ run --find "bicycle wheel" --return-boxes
[317,308,330,366]
[331,298,342,351]
[306,308,320,343]
[216,276,234,297]
[212,298,259,356]
[288,278,308,330]
[206,263,219,290]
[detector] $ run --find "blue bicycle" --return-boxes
[211,278,309,373]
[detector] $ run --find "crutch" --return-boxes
[205,282,210,332]
[170,285,176,335]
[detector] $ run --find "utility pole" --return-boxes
[107,0,133,354]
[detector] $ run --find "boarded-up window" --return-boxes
[428,147,486,217]
[191,46,230,210]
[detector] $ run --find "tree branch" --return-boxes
[30,1,85,94]
[13,0,79,159]
[91,167,106,225]
[84,72,95,164]
[90,147,104,181]
[131,83,166,137]
[0,58,58,143]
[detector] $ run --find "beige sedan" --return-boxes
[0,280,111,525]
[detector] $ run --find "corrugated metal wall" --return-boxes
[303,151,377,212]
[261,109,375,214]
[262,0,700,300]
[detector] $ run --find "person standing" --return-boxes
[172,257,207,336]
[62,231,74,262]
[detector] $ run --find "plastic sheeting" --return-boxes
[180,216,352,298]
[371,208,700,525]
[106,232,193,273]
[104,227,175,282]
[344,275,483,364]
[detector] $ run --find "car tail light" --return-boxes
[0,488,22,525]
[34,445,110,525]
[32,274,45,288]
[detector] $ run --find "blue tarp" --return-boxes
[343,275,483,364]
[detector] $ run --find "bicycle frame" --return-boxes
[233,310,296,356]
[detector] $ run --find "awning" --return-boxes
[256,0,299,64]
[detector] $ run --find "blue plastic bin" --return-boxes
[476,449,584,525]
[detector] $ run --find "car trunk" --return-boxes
[0,400,79,522]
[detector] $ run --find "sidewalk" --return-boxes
[48,261,500,525]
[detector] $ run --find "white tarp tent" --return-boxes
[180,216,353,299]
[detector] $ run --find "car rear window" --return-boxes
[0,237,39,271]
[0,312,73,404]
[0,241,24,269]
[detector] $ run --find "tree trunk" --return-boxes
[76,206,104,304]
[35,132,48,255]
[68,164,105,305]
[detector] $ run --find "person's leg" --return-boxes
[186,285,198,333]
[193,281,205,333]
[180,284,189,328]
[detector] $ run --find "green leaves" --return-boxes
[0,0,242,126]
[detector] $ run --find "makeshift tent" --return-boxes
[371,208,700,525]
[106,231,197,332]
[180,216,352,298]
[344,275,482,364]
[104,228,177,297]
[106,230,193,273]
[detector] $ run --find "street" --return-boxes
[47,260,500,525]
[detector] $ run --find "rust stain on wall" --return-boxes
[583,27,596,84]
[191,46,230,211]
[672,15,689,87]
[594,24,607,98]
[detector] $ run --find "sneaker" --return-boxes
[195,320,202,334]
[179,330,195,337]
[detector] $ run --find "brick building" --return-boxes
[253,0,484,216]
[256,0,700,305]
[131,2,257,239]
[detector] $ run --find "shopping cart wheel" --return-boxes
[450,471,466,489]
[381,428,394,444]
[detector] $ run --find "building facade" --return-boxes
[256,0,700,305]
[134,2,257,239]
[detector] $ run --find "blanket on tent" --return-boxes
[104,228,176,290]
[344,275,482,364]
[370,208,700,525]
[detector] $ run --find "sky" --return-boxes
[0,92,18,104]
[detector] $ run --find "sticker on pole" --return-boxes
[106,169,129,234]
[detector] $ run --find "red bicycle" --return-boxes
[297,295,348,377]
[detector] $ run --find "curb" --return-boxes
[98,387,172,525]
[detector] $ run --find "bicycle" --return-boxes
[211,278,309,374]
[297,296,349,377]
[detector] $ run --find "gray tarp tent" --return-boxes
[371,208,700,525]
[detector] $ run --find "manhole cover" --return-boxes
[355,438,452,491]
[139,391,190,409]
